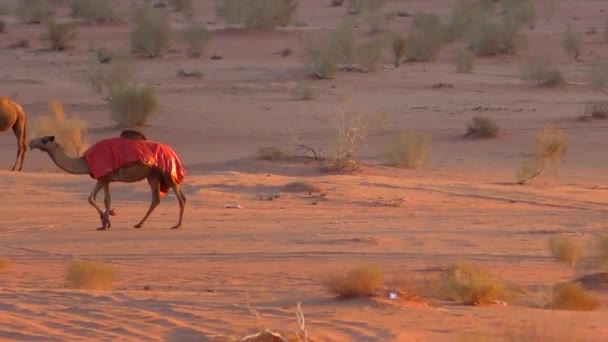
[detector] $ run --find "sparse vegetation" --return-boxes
[465,16,521,56]
[168,0,194,17]
[299,33,339,79]
[405,12,446,62]
[548,236,582,267]
[67,259,116,290]
[327,96,367,172]
[17,0,53,24]
[109,83,159,127]
[355,38,384,72]
[290,83,317,100]
[546,282,599,311]
[465,116,500,139]
[179,21,210,58]
[360,0,387,33]
[520,56,563,87]
[324,264,384,299]
[83,55,136,98]
[383,130,430,169]
[391,34,406,68]
[589,62,608,89]
[562,24,581,61]
[580,101,608,121]
[0,257,12,272]
[215,0,298,29]
[42,19,77,51]
[258,146,289,161]
[454,48,473,73]
[30,101,89,157]
[69,0,120,23]
[437,263,512,305]
[445,0,495,42]
[516,127,568,184]
[130,4,173,58]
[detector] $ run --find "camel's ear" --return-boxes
[48,136,55,142]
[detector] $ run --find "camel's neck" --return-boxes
[46,146,89,175]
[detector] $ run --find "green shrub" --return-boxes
[69,0,119,23]
[562,24,581,60]
[520,56,563,87]
[215,0,298,29]
[465,16,521,56]
[384,130,430,169]
[405,12,446,62]
[179,21,210,58]
[42,19,77,51]
[299,33,339,79]
[109,83,159,127]
[130,4,173,58]
[445,0,495,42]
[356,38,383,72]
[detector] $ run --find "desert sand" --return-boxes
[1,0,608,341]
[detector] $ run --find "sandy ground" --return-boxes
[2,0,608,341]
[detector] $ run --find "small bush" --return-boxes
[384,130,430,169]
[391,34,406,68]
[0,257,12,272]
[546,282,599,311]
[548,236,582,267]
[299,33,339,79]
[332,18,356,67]
[324,264,384,299]
[445,0,495,42]
[501,0,536,30]
[179,21,210,58]
[67,259,116,290]
[17,0,52,24]
[465,16,521,56]
[130,4,173,58]
[589,62,608,89]
[258,146,289,160]
[355,38,383,72]
[453,48,473,73]
[405,12,446,62]
[215,0,298,29]
[290,83,317,100]
[327,96,367,172]
[42,19,77,51]
[83,55,136,98]
[361,0,387,33]
[581,101,608,120]
[516,127,568,184]
[30,101,89,157]
[438,263,511,305]
[562,24,581,61]
[69,0,120,23]
[520,56,563,87]
[109,83,159,127]
[465,116,500,138]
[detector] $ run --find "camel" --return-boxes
[28,132,186,230]
[0,96,27,171]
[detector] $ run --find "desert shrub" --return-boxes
[299,33,339,79]
[500,0,536,29]
[404,12,446,62]
[290,83,317,100]
[17,0,53,24]
[69,0,119,23]
[215,0,298,29]
[109,83,159,127]
[179,21,210,58]
[384,130,430,169]
[391,34,406,68]
[30,101,89,157]
[520,56,563,87]
[546,282,599,311]
[453,48,473,73]
[581,101,608,120]
[168,0,194,16]
[327,96,367,171]
[548,236,582,267]
[67,259,115,290]
[589,62,608,89]
[130,4,173,58]
[360,0,387,33]
[562,24,581,61]
[42,19,77,51]
[355,38,383,72]
[0,257,12,272]
[324,264,384,299]
[465,116,500,138]
[465,16,522,56]
[445,0,495,42]
[516,127,568,184]
[83,55,136,98]
[438,263,511,305]
[332,18,356,67]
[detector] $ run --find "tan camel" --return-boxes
[28,133,186,230]
[0,96,27,171]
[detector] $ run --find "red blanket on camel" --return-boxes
[83,137,186,195]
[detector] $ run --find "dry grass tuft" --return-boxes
[66,259,116,290]
[42,19,77,51]
[0,257,12,272]
[299,33,339,79]
[391,34,406,68]
[516,127,568,184]
[179,21,210,58]
[109,83,159,127]
[281,181,324,193]
[83,55,136,99]
[383,130,430,169]
[453,48,473,73]
[520,56,563,87]
[404,12,446,62]
[546,282,599,311]
[580,101,608,121]
[326,96,367,172]
[30,101,89,157]
[465,116,500,138]
[324,264,384,299]
[130,4,173,58]
[548,236,582,267]
[437,263,512,305]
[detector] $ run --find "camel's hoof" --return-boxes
[109,209,116,216]
[170,225,181,229]
[96,226,107,231]
[134,224,142,229]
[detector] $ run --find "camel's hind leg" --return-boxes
[170,183,186,229]
[88,180,111,230]
[10,117,26,171]
[134,175,161,229]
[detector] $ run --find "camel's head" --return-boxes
[28,136,57,152]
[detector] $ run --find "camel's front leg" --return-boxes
[88,180,110,230]
[134,176,161,229]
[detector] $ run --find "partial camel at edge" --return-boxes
[0,96,27,171]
